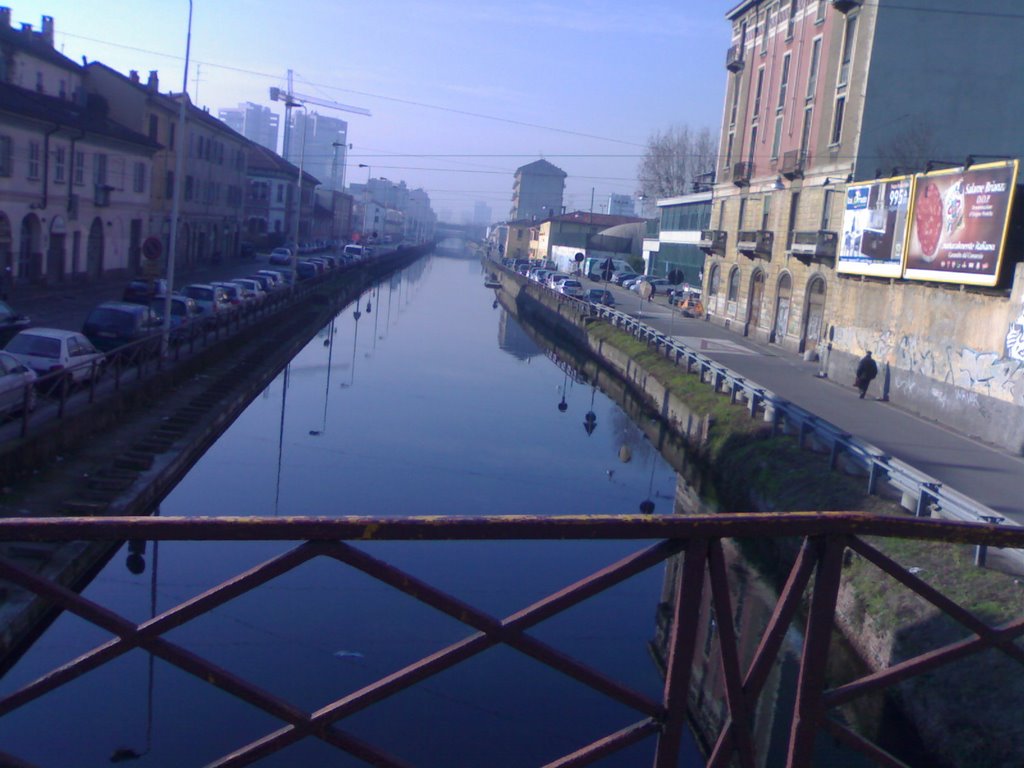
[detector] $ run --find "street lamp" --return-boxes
[358,163,371,242]
[161,0,192,358]
[331,137,347,191]
[287,101,308,288]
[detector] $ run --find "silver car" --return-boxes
[0,350,36,416]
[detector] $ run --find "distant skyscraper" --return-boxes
[286,111,349,191]
[607,193,636,217]
[473,201,492,227]
[217,102,279,153]
[510,159,566,221]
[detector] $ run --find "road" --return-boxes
[598,277,1024,522]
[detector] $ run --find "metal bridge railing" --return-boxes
[0,513,1022,767]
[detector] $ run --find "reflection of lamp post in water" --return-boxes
[309,322,335,436]
[557,369,568,412]
[273,365,290,516]
[583,384,597,436]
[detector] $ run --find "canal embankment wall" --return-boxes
[493,263,1024,768]
[0,246,428,674]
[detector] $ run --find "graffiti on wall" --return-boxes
[1006,303,1024,362]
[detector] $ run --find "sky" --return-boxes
[17,1,733,222]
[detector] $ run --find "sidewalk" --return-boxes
[607,282,1024,522]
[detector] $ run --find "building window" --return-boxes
[166,171,174,199]
[761,4,773,53]
[807,37,822,99]
[54,146,65,183]
[761,194,772,230]
[717,199,727,229]
[778,53,791,109]
[73,151,84,185]
[727,267,740,302]
[738,196,748,229]
[800,106,813,156]
[821,189,835,230]
[815,0,826,22]
[0,136,10,177]
[185,175,194,201]
[786,191,801,247]
[771,113,784,159]
[753,67,766,117]
[277,184,284,203]
[839,15,858,86]
[786,0,799,38]
[169,122,176,151]
[27,141,40,179]
[725,132,735,169]
[133,162,146,193]
[148,114,158,141]
[729,73,741,126]
[92,153,107,185]
[831,96,846,144]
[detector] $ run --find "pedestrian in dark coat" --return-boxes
[855,351,878,399]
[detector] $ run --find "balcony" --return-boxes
[781,149,807,180]
[789,230,838,263]
[698,229,727,256]
[738,229,774,259]
[831,0,862,12]
[726,44,744,73]
[732,161,753,187]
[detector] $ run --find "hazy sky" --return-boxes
[18,1,731,220]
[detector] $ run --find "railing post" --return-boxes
[654,537,709,767]
[975,515,1004,567]
[916,482,940,518]
[787,535,845,767]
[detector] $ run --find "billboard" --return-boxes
[904,160,1019,286]
[837,175,913,278]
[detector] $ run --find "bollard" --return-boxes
[975,515,1004,568]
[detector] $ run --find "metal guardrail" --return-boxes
[506,269,1015,562]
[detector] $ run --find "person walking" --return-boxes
[855,351,878,399]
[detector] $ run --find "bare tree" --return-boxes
[637,125,718,201]
[873,120,938,176]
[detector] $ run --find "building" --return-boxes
[607,193,636,217]
[285,110,347,192]
[643,192,711,286]
[509,159,566,221]
[530,211,645,273]
[472,201,491,228]
[704,0,1024,451]
[217,102,279,154]
[0,12,159,285]
[243,141,319,247]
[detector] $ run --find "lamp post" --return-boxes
[161,0,192,358]
[287,101,308,288]
[358,163,371,242]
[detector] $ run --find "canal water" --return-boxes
[0,251,703,767]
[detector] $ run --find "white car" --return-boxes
[5,328,105,383]
[547,273,571,289]
[556,279,584,298]
[0,350,36,416]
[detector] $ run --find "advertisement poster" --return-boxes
[904,160,1019,286]
[837,176,913,278]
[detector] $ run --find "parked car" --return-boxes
[0,350,36,416]
[546,273,570,289]
[296,261,319,281]
[342,244,364,260]
[268,247,293,266]
[0,300,30,346]
[122,278,168,306]
[622,275,647,290]
[632,277,673,294]
[612,271,639,286]
[180,284,232,323]
[248,273,278,293]
[82,302,163,353]
[210,281,245,311]
[584,288,615,306]
[149,296,203,340]
[6,328,105,382]
[556,279,584,298]
[230,278,267,306]
[255,270,286,289]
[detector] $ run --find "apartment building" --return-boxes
[509,159,566,222]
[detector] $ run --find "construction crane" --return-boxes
[270,69,371,161]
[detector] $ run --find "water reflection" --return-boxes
[0,252,697,767]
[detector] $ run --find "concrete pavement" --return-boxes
[602,280,1024,522]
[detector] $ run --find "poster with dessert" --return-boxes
[904,160,1018,286]
[837,175,913,278]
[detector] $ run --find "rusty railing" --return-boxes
[0,512,1022,767]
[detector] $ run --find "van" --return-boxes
[342,244,364,260]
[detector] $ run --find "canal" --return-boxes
[0,250,703,767]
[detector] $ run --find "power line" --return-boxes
[58,30,645,148]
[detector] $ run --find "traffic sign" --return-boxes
[142,236,162,261]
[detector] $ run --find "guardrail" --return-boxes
[1,256,386,445]
[505,267,1015,565]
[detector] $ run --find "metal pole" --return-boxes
[161,0,192,358]
[290,104,307,289]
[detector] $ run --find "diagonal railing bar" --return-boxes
[655,537,709,767]
[847,537,1024,667]
[787,536,846,768]
[217,727,417,768]
[218,539,681,766]
[542,719,661,768]
[0,542,321,716]
[822,717,913,768]
[707,537,818,768]
[706,539,757,768]
[824,615,1024,710]
[0,546,405,767]
[326,538,675,714]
